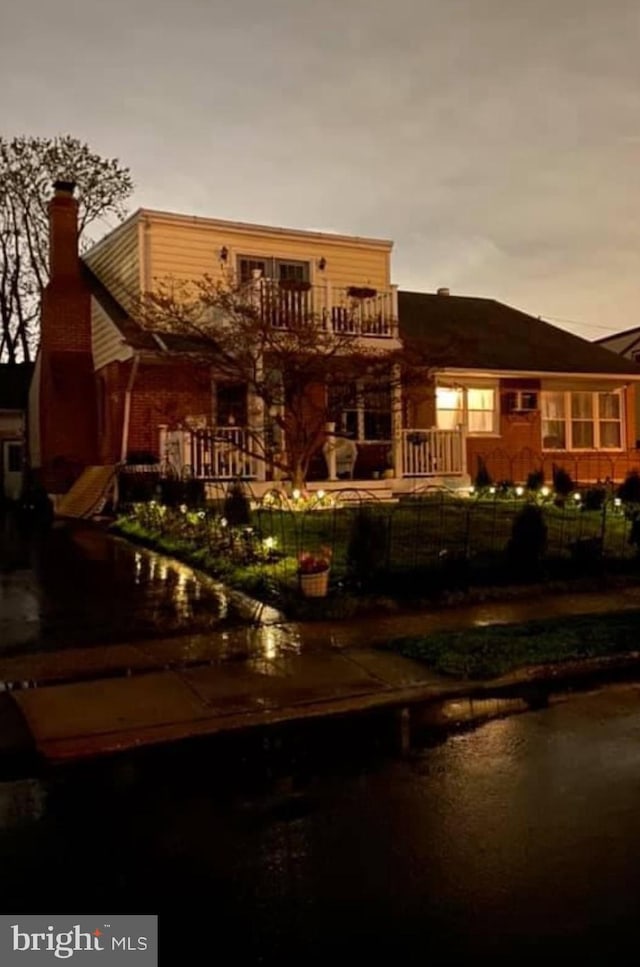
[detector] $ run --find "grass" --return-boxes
[252,496,634,573]
[384,610,640,680]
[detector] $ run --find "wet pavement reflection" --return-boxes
[2,686,640,961]
[0,515,257,654]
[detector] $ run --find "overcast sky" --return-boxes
[2,0,640,339]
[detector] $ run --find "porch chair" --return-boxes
[323,435,358,479]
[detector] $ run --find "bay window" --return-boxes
[541,390,623,450]
[436,384,497,435]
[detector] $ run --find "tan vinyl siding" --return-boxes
[91,297,134,371]
[83,215,140,311]
[144,217,391,292]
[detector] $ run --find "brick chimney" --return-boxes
[48,179,81,282]
[35,180,98,490]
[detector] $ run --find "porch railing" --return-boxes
[244,279,398,339]
[162,427,261,480]
[402,428,466,477]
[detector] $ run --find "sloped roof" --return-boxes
[399,291,640,377]
[594,325,640,358]
[0,363,34,409]
[81,263,213,356]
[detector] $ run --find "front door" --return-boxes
[2,440,24,500]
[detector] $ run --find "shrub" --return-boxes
[223,481,252,527]
[347,509,389,586]
[506,504,547,571]
[617,470,640,505]
[526,468,545,491]
[583,486,607,512]
[475,456,493,489]
[552,464,575,497]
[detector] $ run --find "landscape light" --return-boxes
[292,488,301,500]
[489,486,496,495]
[263,536,276,549]
[615,497,622,507]
[573,492,581,502]
[317,489,326,499]
[540,486,550,497]
[515,486,524,496]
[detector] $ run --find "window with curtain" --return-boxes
[468,388,495,433]
[542,391,622,449]
[436,385,496,434]
[436,387,463,430]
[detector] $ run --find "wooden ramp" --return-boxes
[55,465,118,519]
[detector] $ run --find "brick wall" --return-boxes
[38,184,98,490]
[106,361,214,461]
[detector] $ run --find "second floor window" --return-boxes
[238,256,310,284]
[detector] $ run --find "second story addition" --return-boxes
[84,209,399,348]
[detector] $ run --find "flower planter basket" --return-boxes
[298,569,330,598]
[279,279,312,292]
[347,285,378,300]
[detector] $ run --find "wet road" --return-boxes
[2,686,640,962]
[0,515,255,653]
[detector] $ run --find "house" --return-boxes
[594,326,640,443]
[0,363,32,501]
[401,290,640,485]
[29,181,640,498]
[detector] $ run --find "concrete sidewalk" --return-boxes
[3,584,640,766]
[10,649,450,764]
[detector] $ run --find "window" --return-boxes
[436,384,497,435]
[541,391,622,450]
[238,256,310,284]
[330,381,391,442]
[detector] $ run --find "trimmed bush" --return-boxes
[475,456,493,489]
[506,504,547,571]
[618,470,640,505]
[552,464,575,497]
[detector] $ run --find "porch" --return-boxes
[145,425,468,492]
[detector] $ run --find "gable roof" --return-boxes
[399,291,640,378]
[594,325,640,358]
[0,363,34,409]
[81,263,214,357]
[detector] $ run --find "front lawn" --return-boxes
[384,610,640,679]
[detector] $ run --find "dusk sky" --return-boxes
[2,0,640,339]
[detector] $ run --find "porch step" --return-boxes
[55,465,118,519]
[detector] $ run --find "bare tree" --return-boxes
[0,136,134,361]
[139,274,441,489]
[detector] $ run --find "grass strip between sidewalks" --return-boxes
[383,610,640,680]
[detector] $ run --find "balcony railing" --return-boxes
[244,279,397,338]
[402,428,466,476]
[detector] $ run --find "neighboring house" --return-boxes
[401,291,640,485]
[595,326,640,445]
[0,362,32,500]
[29,181,640,495]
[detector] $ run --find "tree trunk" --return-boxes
[291,463,305,492]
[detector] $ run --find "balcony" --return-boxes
[244,278,398,339]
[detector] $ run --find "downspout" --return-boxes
[120,353,141,463]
